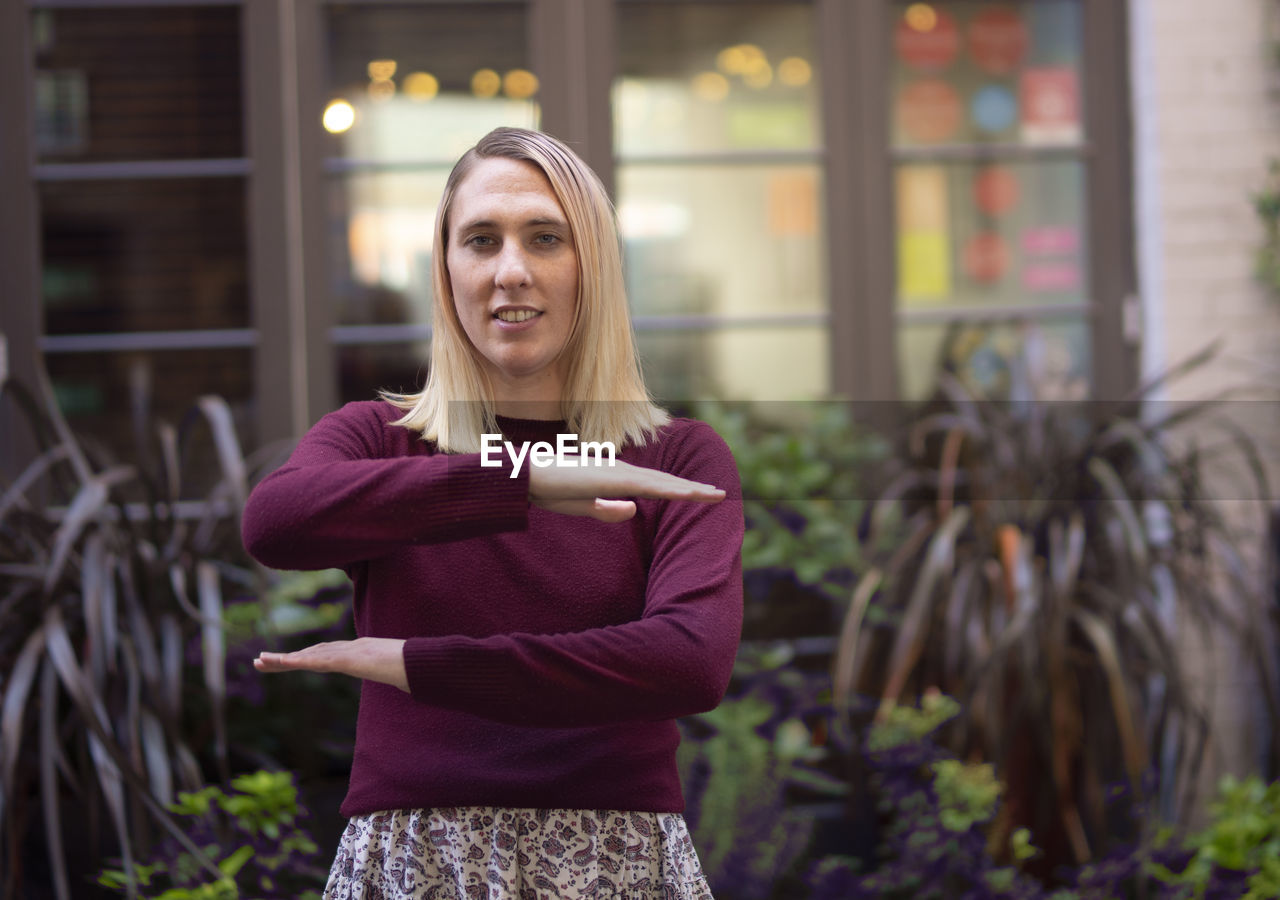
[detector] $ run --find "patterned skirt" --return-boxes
[323,806,714,899]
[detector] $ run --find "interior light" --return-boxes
[905,3,938,32]
[367,59,397,81]
[322,99,356,134]
[472,68,501,98]
[691,71,730,102]
[503,69,540,100]
[717,43,767,77]
[743,58,773,90]
[778,56,812,87]
[404,71,439,101]
[717,46,749,75]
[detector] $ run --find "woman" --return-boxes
[242,127,743,899]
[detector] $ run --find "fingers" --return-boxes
[533,497,638,522]
[253,650,321,673]
[254,642,343,674]
[529,459,725,506]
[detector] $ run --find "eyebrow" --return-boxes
[455,216,568,232]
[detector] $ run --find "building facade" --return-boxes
[1,0,1277,817]
[2,0,1141,458]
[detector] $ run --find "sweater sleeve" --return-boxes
[400,420,744,727]
[241,402,530,571]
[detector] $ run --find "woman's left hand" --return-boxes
[254,637,409,692]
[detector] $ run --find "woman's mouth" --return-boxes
[495,309,540,323]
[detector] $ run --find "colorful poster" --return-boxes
[968,6,1029,75]
[1020,67,1081,144]
[962,232,1011,284]
[974,166,1020,216]
[895,6,961,71]
[1020,225,1083,294]
[971,84,1017,135]
[897,79,962,144]
[896,165,952,301]
[1021,226,1079,255]
[1022,264,1081,292]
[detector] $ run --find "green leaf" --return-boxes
[217,845,255,878]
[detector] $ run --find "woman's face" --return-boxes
[445,157,579,405]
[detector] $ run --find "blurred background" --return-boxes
[2,1,1280,898]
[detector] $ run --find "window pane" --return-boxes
[620,165,825,317]
[31,7,243,162]
[323,3,537,163]
[46,349,255,497]
[338,343,430,407]
[615,2,820,155]
[638,325,828,402]
[329,170,447,328]
[894,159,1087,308]
[41,178,249,334]
[889,0,1083,148]
[897,318,1091,401]
[616,2,826,400]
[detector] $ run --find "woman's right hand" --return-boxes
[527,457,725,522]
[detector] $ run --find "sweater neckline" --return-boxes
[494,414,569,443]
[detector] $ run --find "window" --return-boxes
[1,0,1135,471]
[27,5,254,477]
[889,0,1093,401]
[322,2,537,404]
[615,1,828,402]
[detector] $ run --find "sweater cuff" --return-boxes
[402,635,512,711]
[426,452,529,540]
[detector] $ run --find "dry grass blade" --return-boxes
[38,662,71,900]
[1,627,45,814]
[0,444,71,523]
[197,561,228,773]
[160,614,183,722]
[126,600,162,688]
[1086,457,1148,572]
[82,533,108,685]
[878,507,970,716]
[1056,513,1085,601]
[33,366,92,485]
[87,731,134,896]
[139,712,172,804]
[1072,608,1147,785]
[942,559,980,688]
[833,567,883,712]
[41,608,221,887]
[43,465,135,594]
[168,564,220,627]
[196,395,248,510]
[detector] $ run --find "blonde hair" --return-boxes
[383,127,668,452]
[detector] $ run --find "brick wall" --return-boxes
[1143,0,1280,813]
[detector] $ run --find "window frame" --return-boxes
[0,0,1137,477]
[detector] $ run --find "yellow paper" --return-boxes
[898,231,951,300]
[896,165,951,301]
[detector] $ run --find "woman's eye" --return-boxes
[467,235,495,247]
[535,233,560,245]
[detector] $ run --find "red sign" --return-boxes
[1021,67,1081,144]
[969,6,1029,74]
[963,232,1011,283]
[974,167,1020,216]
[895,7,961,71]
[897,79,962,144]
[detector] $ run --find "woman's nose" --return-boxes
[494,244,531,289]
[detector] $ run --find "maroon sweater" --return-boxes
[241,401,743,816]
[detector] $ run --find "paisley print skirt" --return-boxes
[323,806,714,899]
